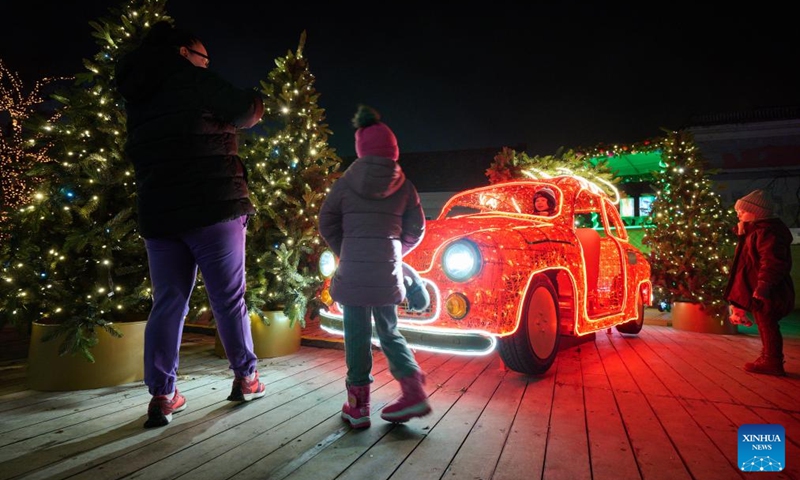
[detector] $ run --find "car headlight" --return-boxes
[442,240,481,282]
[319,250,336,278]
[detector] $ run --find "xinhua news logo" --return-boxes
[738,424,785,472]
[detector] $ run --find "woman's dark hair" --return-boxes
[142,21,201,49]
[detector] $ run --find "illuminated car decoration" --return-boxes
[318,174,652,375]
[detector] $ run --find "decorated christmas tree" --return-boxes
[0,0,170,359]
[642,130,737,315]
[188,31,341,327]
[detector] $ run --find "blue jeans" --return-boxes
[342,304,420,386]
[143,215,257,396]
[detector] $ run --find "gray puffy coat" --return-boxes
[318,155,425,306]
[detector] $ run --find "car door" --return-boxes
[597,197,626,313]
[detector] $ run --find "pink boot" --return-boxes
[381,371,432,423]
[341,383,371,428]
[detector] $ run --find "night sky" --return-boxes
[3,1,798,158]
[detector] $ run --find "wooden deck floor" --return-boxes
[1,320,799,480]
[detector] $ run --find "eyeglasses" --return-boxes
[185,48,210,67]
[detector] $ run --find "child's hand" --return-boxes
[728,305,752,327]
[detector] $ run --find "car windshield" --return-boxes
[439,183,556,219]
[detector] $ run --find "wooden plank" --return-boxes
[335,353,500,480]
[284,354,454,480]
[492,361,557,480]
[639,328,768,407]
[273,352,469,480]
[648,327,800,412]
[65,350,349,480]
[0,345,342,453]
[680,398,745,474]
[580,340,641,480]
[0,375,229,457]
[123,348,413,480]
[8,346,346,480]
[0,325,798,480]
[542,346,591,480]
[274,353,493,480]
[621,331,708,401]
[197,350,450,480]
[678,328,800,410]
[647,394,742,479]
[0,333,225,414]
[435,364,524,480]
[602,329,672,397]
[645,327,776,409]
[0,389,105,430]
[116,371,356,479]
[594,331,693,480]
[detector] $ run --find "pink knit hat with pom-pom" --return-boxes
[352,104,399,161]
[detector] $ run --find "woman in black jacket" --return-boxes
[116,21,266,428]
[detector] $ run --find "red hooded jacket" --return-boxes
[724,218,795,317]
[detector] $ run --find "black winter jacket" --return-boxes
[115,46,263,238]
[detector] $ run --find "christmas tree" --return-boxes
[188,31,341,328]
[642,130,737,315]
[0,0,170,360]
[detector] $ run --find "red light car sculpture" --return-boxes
[318,175,652,375]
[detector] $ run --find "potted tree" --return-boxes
[205,32,341,359]
[0,1,168,390]
[642,130,738,334]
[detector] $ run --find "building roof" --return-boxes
[688,106,800,126]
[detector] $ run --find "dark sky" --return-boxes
[3,1,798,158]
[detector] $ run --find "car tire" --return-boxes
[498,275,560,375]
[616,296,645,334]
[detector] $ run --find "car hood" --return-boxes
[407,214,560,270]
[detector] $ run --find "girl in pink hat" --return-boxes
[319,105,431,428]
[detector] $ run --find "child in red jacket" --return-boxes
[724,189,795,376]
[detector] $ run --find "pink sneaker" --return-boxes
[144,388,187,428]
[341,383,371,428]
[381,371,432,423]
[228,370,267,401]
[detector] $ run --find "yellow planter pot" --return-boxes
[215,311,301,359]
[671,302,738,335]
[27,321,146,391]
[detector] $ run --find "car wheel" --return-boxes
[498,275,560,375]
[616,294,645,334]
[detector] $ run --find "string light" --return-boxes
[0,59,67,228]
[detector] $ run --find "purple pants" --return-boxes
[143,215,257,396]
